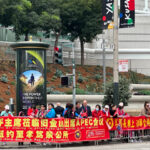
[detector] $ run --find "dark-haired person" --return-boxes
[64,104,76,119]
[109,104,118,118]
[92,104,102,118]
[140,101,150,117]
[27,105,38,118]
[63,103,71,117]
[36,104,47,118]
[45,103,56,118]
[75,101,81,115]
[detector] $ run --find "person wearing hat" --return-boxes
[0,105,13,146]
[102,105,110,117]
[115,102,128,117]
[0,105,13,117]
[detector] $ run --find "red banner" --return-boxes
[106,116,150,130]
[0,117,109,143]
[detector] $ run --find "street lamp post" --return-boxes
[113,0,119,105]
[72,43,76,106]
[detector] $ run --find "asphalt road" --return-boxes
[1,141,150,150]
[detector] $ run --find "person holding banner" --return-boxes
[45,103,56,118]
[114,102,129,117]
[92,104,102,118]
[0,105,13,117]
[36,104,47,118]
[79,100,92,118]
[0,105,13,146]
[102,105,110,117]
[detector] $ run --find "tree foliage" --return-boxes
[60,0,103,65]
[103,77,131,106]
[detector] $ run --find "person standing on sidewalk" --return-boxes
[0,105,13,146]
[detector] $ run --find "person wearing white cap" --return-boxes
[0,105,13,117]
[102,105,110,117]
[115,102,128,117]
[0,105,13,146]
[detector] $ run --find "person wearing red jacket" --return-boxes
[101,105,110,117]
[27,106,38,118]
[92,104,102,118]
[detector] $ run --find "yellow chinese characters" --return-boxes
[41,119,48,128]
[46,131,53,139]
[50,119,57,127]
[16,130,24,139]
[64,119,69,127]
[5,118,12,127]
[32,119,39,127]
[0,118,4,126]
[23,118,31,127]
[70,119,75,127]
[6,130,14,138]
[26,130,34,138]
[63,131,68,139]
[56,131,68,139]
[36,131,43,138]
[14,118,22,127]
[0,130,4,138]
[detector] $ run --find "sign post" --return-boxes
[11,39,49,115]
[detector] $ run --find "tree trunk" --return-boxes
[80,37,84,66]
[53,31,61,63]
[25,32,28,41]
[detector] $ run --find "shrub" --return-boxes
[55,69,63,77]
[0,74,8,83]
[129,71,138,84]
[94,74,102,81]
[77,75,84,83]
[103,77,131,106]
[134,90,150,95]
[47,68,51,73]
[51,76,57,81]
[10,81,15,85]
[46,87,65,94]
[5,91,10,95]
[86,83,97,92]
[0,97,4,102]
[13,75,16,79]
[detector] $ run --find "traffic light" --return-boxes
[54,46,63,65]
[61,76,69,86]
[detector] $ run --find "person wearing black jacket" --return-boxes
[109,104,118,118]
[55,103,64,117]
[75,101,81,115]
[64,104,76,119]
[79,100,92,118]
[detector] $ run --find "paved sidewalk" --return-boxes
[1,141,150,150]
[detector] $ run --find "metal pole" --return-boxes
[144,0,149,11]
[72,43,76,106]
[113,0,119,105]
[102,38,106,93]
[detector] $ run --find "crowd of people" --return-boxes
[19,100,129,119]
[1,100,150,146]
[1,100,150,119]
